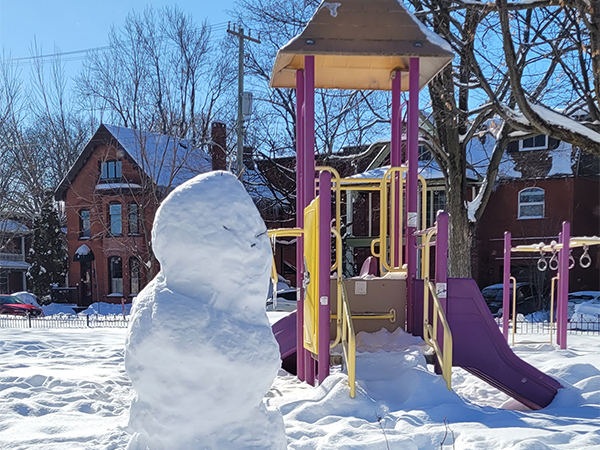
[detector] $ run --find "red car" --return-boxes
[0,295,44,317]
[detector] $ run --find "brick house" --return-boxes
[54,124,213,306]
[255,133,598,297]
[474,136,600,294]
[0,219,30,294]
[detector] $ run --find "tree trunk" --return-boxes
[446,171,473,278]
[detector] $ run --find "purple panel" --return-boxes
[412,279,425,339]
[359,256,379,277]
[502,231,511,340]
[447,278,561,410]
[318,171,331,384]
[272,311,297,360]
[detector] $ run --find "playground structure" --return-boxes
[267,0,561,409]
[504,222,600,349]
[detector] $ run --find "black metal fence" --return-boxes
[495,317,600,335]
[50,287,78,304]
[0,314,129,329]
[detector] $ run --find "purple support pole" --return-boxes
[295,69,306,382]
[304,55,316,205]
[318,171,331,384]
[435,212,449,312]
[557,221,570,349]
[405,58,420,333]
[391,71,402,167]
[304,55,316,385]
[502,231,511,340]
[391,70,402,268]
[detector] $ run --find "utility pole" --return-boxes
[227,24,260,177]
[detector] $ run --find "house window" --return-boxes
[426,189,447,228]
[109,203,122,235]
[518,187,545,219]
[128,203,139,235]
[100,160,122,181]
[520,135,548,151]
[418,145,433,161]
[79,209,91,239]
[108,256,123,294]
[129,257,140,295]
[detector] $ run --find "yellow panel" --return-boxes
[303,198,320,354]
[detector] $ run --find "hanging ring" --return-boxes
[548,251,559,271]
[568,250,576,270]
[537,254,548,272]
[580,245,592,269]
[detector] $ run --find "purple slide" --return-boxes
[271,312,297,373]
[271,279,561,409]
[446,278,561,410]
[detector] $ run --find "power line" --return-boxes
[2,20,232,66]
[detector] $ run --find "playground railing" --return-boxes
[417,221,453,391]
[339,278,356,398]
[331,227,357,398]
[424,280,453,390]
[316,166,427,276]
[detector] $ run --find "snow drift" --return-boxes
[125,171,286,450]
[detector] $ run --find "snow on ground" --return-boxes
[1,326,599,449]
[0,329,132,450]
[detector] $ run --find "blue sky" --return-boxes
[0,0,236,62]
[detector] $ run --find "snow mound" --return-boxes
[42,303,76,315]
[125,171,286,450]
[11,291,40,307]
[80,302,131,315]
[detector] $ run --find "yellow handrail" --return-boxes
[316,166,342,271]
[550,275,558,344]
[510,276,517,346]
[331,227,356,398]
[424,280,454,391]
[339,278,356,398]
[268,228,304,304]
[331,228,344,348]
[421,225,453,391]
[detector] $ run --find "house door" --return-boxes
[79,261,93,306]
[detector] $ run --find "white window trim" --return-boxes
[518,187,545,219]
[519,135,548,151]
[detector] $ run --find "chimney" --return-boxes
[211,122,227,171]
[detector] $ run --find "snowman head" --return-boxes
[152,171,271,313]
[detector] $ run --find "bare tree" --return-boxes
[407,0,598,277]
[77,6,234,149]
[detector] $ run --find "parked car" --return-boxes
[481,283,538,317]
[266,276,297,312]
[0,295,44,317]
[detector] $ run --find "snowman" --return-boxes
[125,171,287,450]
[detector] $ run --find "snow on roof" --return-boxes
[0,259,30,269]
[0,219,29,234]
[103,125,212,189]
[95,183,143,190]
[75,244,91,256]
[529,102,600,145]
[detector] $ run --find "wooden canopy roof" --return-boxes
[270,0,454,91]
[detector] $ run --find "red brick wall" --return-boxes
[65,144,159,305]
[475,177,599,291]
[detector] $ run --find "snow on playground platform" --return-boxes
[0,327,599,449]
